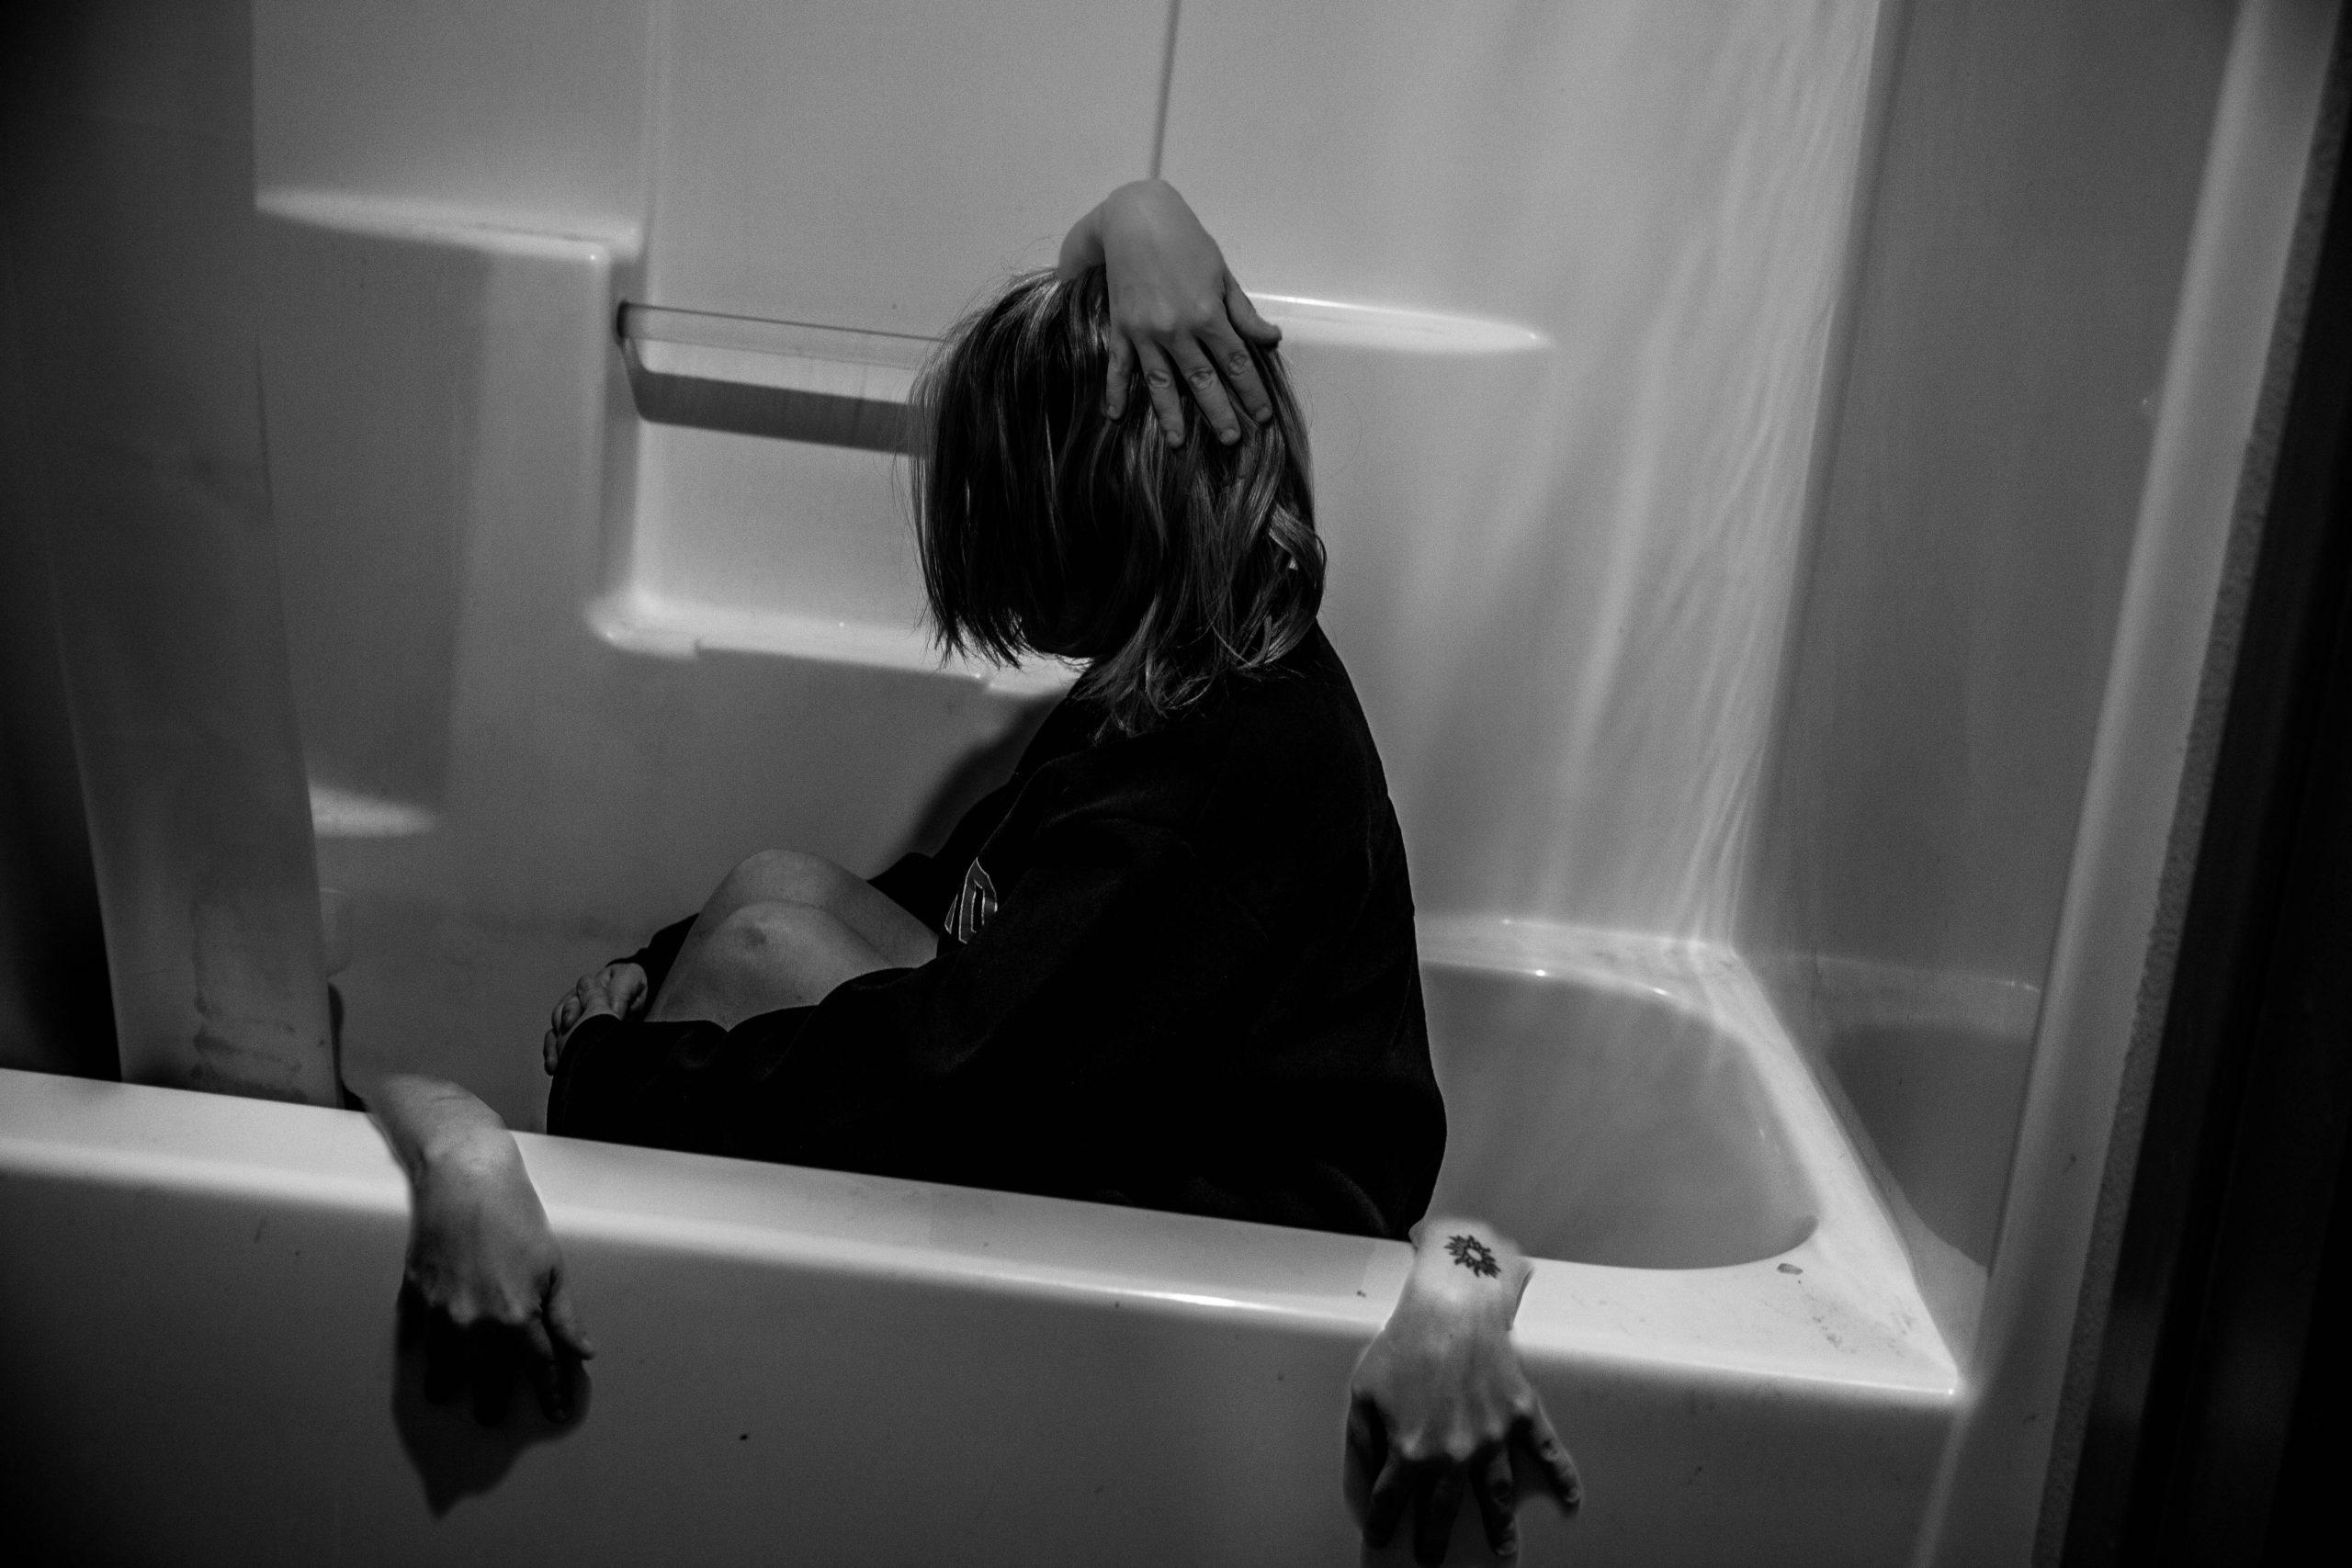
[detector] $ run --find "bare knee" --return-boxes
[653,900,874,1025]
[706,899,839,970]
[714,848,854,914]
[684,901,835,1004]
[705,900,885,1009]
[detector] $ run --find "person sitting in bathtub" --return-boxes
[368,180,1575,1562]
[545,216,1444,1238]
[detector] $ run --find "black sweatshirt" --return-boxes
[548,626,1443,1238]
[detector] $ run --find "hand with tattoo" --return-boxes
[1347,1218,1582,1562]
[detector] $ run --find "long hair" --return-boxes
[910,268,1323,737]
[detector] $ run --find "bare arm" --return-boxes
[364,1072,593,1418]
[1348,1217,1582,1563]
[1059,179,1283,446]
[369,1071,518,1181]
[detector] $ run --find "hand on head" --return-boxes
[1059,178,1283,447]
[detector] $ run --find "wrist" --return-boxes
[1092,180,1186,253]
[419,1122,520,1181]
[1406,1219,1527,1312]
[1401,1259,1520,1321]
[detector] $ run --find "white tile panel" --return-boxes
[644,0,1169,333]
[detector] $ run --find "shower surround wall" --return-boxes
[1159,1,1878,936]
[252,0,1884,1122]
[1740,0,2238,1360]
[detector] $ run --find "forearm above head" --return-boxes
[1057,178,1180,278]
[360,1072,520,1184]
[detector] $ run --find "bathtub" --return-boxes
[0,919,1953,1566]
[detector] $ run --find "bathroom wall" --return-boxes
[621,0,1890,938]
[619,0,1169,667]
[247,1,1163,1121]
[0,2,334,1100]
[248,1,1891,1123]
[1159,0,1881,936]
[252,0,648,240]
[1738,0,2238,1354]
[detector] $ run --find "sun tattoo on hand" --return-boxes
[1445,1233,1501,1279]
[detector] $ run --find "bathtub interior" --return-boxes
[1423,963,1815,1269]
[1822,1016,2032,1271]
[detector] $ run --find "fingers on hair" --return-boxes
[910,266,1323,738]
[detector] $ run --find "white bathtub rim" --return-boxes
[1,1062,1954,1402]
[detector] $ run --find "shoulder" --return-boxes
[1183,627,1406,927]
[1214,626,1385,787]
[1031,626,1386,830]
[1020,628,1404,935]
[1189,626,1396,871]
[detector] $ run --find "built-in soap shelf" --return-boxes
[620,304,933,452]
[605,293,1546,697]
[617,295,1550,446]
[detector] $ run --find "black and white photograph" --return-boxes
[1,3,2346,1563]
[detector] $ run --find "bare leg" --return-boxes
[689,849,938,969]
[648,901,894,1030]
[643,850,940,1029]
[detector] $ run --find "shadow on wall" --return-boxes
[899,695,1062,863]
[260,211,487,824]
